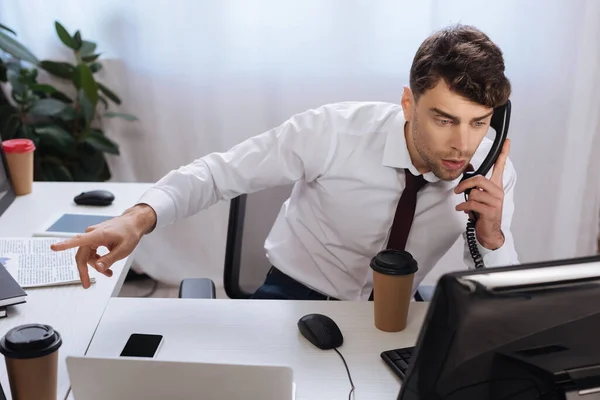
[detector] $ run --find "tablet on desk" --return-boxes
[33,213,115,237]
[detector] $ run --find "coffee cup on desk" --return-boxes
[0,323,62,400]
[1,138,36,196]
[370,249,418,332]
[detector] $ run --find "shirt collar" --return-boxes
[381,108,441,183]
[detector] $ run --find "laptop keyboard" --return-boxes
[380,346,415,380]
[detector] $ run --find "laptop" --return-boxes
[66,356,295,400]
[0,135,16,218]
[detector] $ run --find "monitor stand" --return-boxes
[491,351,600,400]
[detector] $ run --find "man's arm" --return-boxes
[49,105,335,286]
[461,156,519,269]
[138,105,335,230]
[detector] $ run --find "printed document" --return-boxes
[0,238,95,288]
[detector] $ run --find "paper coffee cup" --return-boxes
[1,139,36,196]
[370,249,418,332]
[0,323,62,400]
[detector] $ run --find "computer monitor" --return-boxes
[398,254,600,400]
[0,136,15,217]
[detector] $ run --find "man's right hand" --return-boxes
[50,204,157,288]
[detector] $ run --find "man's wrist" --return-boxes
[124,203,157,236]
[477,231,505,251]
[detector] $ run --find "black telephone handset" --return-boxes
[462,100,511,269]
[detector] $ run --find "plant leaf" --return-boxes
[0,59,6,82]
[54,21,75,49]
[30,83,73,103]
[8,70,26,97]
[78,140,106,177]
[75,63,98,106]
[41,159,73,181]
[0,31,39,65]
[104,111,138,121]
[73,31,82,50]
[98,95,109,110]
[84,130,119,155]
[56,105,78,121]
[35,125,75,151]
[50,91,73,104]
[82,53,101,63]
[89,62,102,73]
[77,89,94,125]
[1,116,21,140]
[29,98,67,116]
[0,24,16,35]
[79,41,96,57]
[97,82,121,105]
[30,83,57,94]
[39,60,75,79]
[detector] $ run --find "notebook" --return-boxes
[0,237,94,288]
[33,213,114,237]
[0,260,26,307]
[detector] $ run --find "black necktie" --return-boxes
[369,169,428,300]
[386,169,428,251]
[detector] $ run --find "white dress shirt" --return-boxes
[138,101,519,300]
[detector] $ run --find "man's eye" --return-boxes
[473,121,486,128]
[438,119,451,126]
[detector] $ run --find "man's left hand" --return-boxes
[454,139,511,250]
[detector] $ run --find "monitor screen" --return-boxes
[398,255,600,400]
[0,136,16,217]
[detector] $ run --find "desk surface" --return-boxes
[0,182,151,400]
[84,298,429,400]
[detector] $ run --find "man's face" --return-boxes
[402,80,494,181]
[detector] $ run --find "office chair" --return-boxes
[179,185,293,299]
[178,184,433,301]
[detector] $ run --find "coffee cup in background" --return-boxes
[0,324,62,400]
[370,249,418,332]
[1,139,36,196]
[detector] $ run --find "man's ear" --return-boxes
[401,86,415,121]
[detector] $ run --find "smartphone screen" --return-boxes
[120,333,164,358]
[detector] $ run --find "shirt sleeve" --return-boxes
[462,158,520,269]
[137,105,335,229]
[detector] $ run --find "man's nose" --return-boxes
[450,125,469,154]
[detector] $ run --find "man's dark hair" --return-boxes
[409,24,511,108]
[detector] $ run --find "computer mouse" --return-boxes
[73,190,115,206]
[297,313,343,350]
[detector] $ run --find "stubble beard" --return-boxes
[411,115,469,182]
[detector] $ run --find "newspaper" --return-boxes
[0,238,95,288]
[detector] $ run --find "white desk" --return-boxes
[0,182,152,400]
[83,298,429,400]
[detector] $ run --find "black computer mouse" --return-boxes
[297,313,343,350]
[74,190,115,206]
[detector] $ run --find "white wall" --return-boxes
[2,0,599,288]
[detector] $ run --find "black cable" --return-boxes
[466,216,485,269]
[464,191,485,269]
[334,348,355,400]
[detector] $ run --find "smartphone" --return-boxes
[119,333,164,358]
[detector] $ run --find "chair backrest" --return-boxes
[224,185,294,298]
[223,184,433,301]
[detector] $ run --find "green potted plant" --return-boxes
[0,21,136,181]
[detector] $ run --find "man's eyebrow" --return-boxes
[472,110,494,122]
[430,108,459,122]
[430,108,494,123]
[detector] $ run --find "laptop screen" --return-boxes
[0,136,16,217]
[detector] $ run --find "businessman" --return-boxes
[52,24,519,300]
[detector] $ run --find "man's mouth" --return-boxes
[441,159,466,170]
